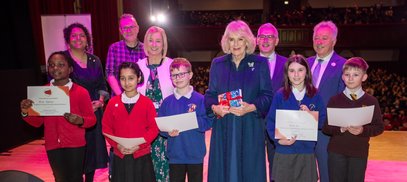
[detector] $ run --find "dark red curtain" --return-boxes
[28,0,119,65]
[82,0,119,65]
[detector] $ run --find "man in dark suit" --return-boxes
[307,20,346,182]
[257,23,287,182]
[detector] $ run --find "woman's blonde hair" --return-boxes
[221,20,256,54]
[143,26,168,57]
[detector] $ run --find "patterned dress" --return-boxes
[146,64,170,182]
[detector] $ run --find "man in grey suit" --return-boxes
[257,23,287,182]
[307,20,346,182]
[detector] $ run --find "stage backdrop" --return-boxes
[41,14,92,69]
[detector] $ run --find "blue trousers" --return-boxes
[315,131,330,182]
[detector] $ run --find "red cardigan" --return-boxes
[23,83,96,151]
[102,94,159,159]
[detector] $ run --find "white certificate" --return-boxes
[27,86,70,116]
[103,133,146,149]
[275,110,319,141]
[155,112,199,133]
[327,105,374,127]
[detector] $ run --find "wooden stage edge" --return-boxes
[368,131,407,161]
[0,131,406,182]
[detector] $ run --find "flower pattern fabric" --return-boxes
[146,64,169,182]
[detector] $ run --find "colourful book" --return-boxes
[218,89,243,107]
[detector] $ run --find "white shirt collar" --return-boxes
[292,87,306,101]
[316,51,334,63]
[121,92,140,104]
[174,86,193,100]
[50,79,73,90]
[260,52,276,61]
[343,87,365,100]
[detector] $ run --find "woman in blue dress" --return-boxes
[204,20,273,182]
[63,23,109,182]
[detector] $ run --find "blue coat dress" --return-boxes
[204,54,273,182]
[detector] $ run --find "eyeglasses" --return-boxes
[258,35,276,39]
[171,72,190,79]
[120,25,137,31]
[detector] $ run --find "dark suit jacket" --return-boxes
[307,52,346,107]
[270,54,288,94]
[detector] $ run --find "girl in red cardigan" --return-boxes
[102,62,159,182]
[20,51,96,182]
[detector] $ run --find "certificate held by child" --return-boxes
[27,86,70,116]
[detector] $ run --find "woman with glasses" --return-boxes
[137,25,173,182]
[204,20,273,182]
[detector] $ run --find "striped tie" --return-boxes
[350,93,357,101]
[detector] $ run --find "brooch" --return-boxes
[248,62,255,71]
[309,104,316,111]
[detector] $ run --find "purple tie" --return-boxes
[313,59,323,86]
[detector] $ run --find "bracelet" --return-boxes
[21,112,28,117]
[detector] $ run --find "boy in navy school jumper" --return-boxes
[158,58,212,182]
[323,57,384,182]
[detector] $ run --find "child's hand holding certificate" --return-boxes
[27,86,70,116]
[327,106,374,127]
[275,110,319,141]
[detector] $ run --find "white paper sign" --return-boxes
[327,106,374,127]
[103,133,146,149]
[155,112,199,132]
[275,110,319,141]
[27,86,70,116]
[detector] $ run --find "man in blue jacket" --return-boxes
[307,20,346,182]
[257,23,287,182]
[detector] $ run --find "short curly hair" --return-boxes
[63,23,92,52]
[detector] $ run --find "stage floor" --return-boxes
[0,131,406,182]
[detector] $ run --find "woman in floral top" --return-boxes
[137,26,174,182]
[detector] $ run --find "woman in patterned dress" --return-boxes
[137,26,173,182]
